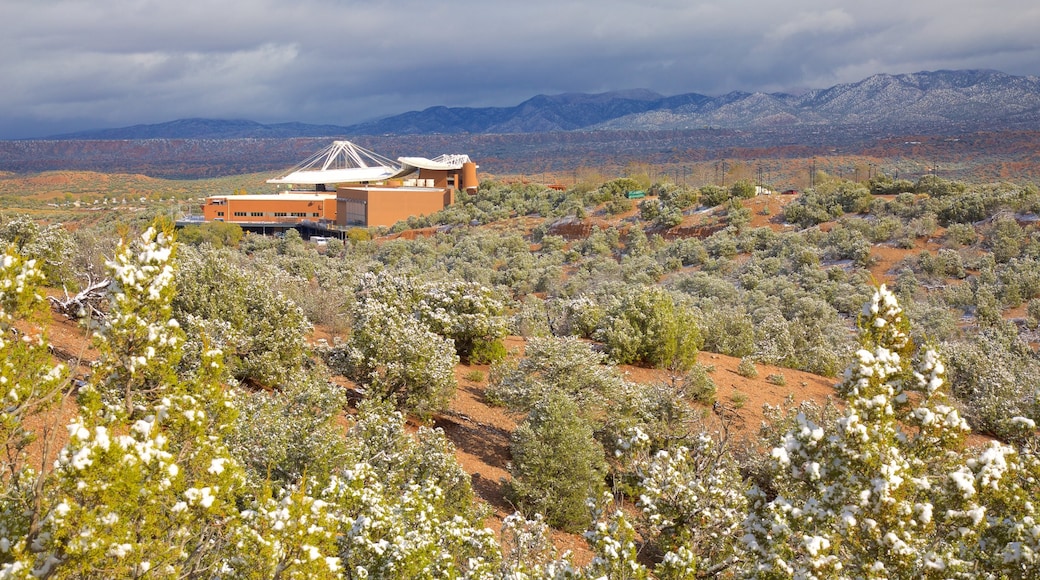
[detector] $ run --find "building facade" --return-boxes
[201,193,338,224]
[336,186,455,227]
[191,142,479,230]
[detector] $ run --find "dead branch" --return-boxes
[48,278,110,321]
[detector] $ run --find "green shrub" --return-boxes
[766,373,786,386]
[685,364,718,405]
[469,337,507,365]
[346,227,372,243]
[730,390,748,408]
[507,394,607,532]
[597,287,703,372]
[736,358,758,378]
[177,221,243,248]
[463,370,486,383]
[604,197,633,215]
[699,185,731,207]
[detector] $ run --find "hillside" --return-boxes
[3,167,1038,576]
[38,307,841,566]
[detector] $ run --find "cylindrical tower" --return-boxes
[460,161,479,193]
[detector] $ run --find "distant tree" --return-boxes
[730,180,757,199]
[915,174,966,197]
[699,185,730,207]
[595,178,643,203]
[177,221,243,248]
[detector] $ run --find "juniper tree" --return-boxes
[0,225,265,578]
[742,285,1040,578]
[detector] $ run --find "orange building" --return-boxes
[189,142,480,230]
[201,193,338,224]
[323,155,476,227]
[336,186,455,227]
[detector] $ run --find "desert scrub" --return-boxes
[685,364,718,405]
[463,369,486,383]
[766,373,786,386]
[736,357,758,378]
[730,390,749,409]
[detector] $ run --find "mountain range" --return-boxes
[45,69,1040,140]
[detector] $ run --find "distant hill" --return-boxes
[6,69,1040,179]
[42,70,1040,140]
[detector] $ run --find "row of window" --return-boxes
[227,212,321,218]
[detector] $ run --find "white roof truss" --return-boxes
[266,140,401,185]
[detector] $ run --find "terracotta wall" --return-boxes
[202,196,337,223]
[335,187,454,227]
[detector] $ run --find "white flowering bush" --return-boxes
[499,512,576,579]
[0,224,522,579]
[230,483,344,579]
[333,297,458,420]
[487,336,629,417]
[616,428,746,576]
[0,247,67,574]
[417,278,509,363]
[226,370,349,490]
[355,272,510,362]
[327,399,500,578]
[173,244,310,389]
[327,271,514,419]
[742,285,1040,578]
[943,325,1040,443]
[90,224,183,415]
[2,224,248,577]
[581,494,648,580]
[0,216,74,285]
[0,247,66,467]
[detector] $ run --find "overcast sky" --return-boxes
[2,0,1039,139]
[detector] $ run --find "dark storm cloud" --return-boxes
[2,0,1038,138]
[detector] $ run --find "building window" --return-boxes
[217,211,225,217]
[251,212,264,217]
[311,212,320,217]
[291,212,307,217]
[233,211,247,217]
[343,199,366,226]
[274,212,288,217]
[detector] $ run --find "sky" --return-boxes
[2,0,1039,139]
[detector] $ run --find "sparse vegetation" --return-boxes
[0,168,1037,577]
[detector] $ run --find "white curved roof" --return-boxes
[389,154,473,179]
[266,140,401,185]
[268,166,398,185]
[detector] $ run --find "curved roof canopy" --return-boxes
[389,154,473,180]
[266,140,400,185]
